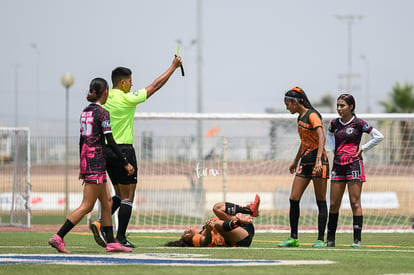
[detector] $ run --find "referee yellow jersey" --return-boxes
[103,88,147,144]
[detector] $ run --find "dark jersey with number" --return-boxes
[329,116,373,165]
[79,103,112,174]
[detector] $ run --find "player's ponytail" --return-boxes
[87,78,108,102]
[165,238,194,247]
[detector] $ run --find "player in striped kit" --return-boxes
[48,78,134,253]
[326,93,384,248]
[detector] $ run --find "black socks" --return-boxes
[57,219,75,239]
[116,200,133,240]
[289,199,300,239]
[327,212,339,241]
[316,200,328,241]
[225,202,252,216]
[111,195,121,214]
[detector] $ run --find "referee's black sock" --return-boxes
[225,202,252,215]
[111,195,121,215]
[289,199,300,239]
[116,200,133,241]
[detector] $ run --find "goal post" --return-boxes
[130,113,414,232]
[0,127,31,228]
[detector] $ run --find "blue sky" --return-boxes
[1,0,412,136]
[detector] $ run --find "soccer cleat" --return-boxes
[90,220,107,248]
[106,242,133,252]
[350,240,362,248]
[326,240,336,247]
[312,240,325,248]
[248,194,261,217]
[48,234,70,253]
[117,238,136,248]
[236,213,253,224]
[278,237,299,247]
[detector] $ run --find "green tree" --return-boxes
[379,82,414,164]
[379,82,414,113]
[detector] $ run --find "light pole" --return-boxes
[360,55,370,113]
[61,73,74,219]
[196,0,204,189]
[14,64,21,127]
[335,15,364,91]
[31,43,42,163]
[30,43,40,134]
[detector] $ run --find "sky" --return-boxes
[1,0,413,137]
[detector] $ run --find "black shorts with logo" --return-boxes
[105,144,138,185]
[296,149,329,179]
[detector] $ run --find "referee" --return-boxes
[90,56,182,248]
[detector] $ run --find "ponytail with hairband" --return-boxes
[284,86,322,119]
[291,86,303,93]
[285,86,304,101]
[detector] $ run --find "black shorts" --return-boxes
[331,160,366,182]
[105,144,138,185]
[296,149,329,179]
[225,224,255,247]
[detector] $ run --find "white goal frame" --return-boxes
[0,127,31,228]
[131,112,414,233]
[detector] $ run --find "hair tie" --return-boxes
[291,87,303,93]
[285,96,303,101]
[91,90,97,93]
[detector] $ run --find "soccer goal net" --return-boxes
[130,113,414,232]
[0,127,31,228]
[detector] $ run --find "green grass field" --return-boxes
[0,231,413,275]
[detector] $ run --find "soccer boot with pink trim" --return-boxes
[48,234,70,253]
[106,242,133,252]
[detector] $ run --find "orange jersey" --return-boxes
[192,218,227,247]
[297,109,324,156]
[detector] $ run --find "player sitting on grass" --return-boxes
[165,194,260,247]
